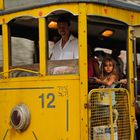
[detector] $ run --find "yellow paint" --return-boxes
[2,24,9,78]
[0,4,79,24]
[39,18,46,76]
[78,3,88,140]
[0,79,80,140]
[128,26,135,140]
[87,3,140,25]
[0,0,4,10]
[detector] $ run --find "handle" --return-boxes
[113,109,119,125]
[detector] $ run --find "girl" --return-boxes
[94,57,118,106]
[94,57,118,87]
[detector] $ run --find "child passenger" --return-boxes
[94,57,118,87]
[94,57,118,106]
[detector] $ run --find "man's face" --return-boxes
[57,22,70,37]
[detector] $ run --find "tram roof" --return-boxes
[1,0,140,14]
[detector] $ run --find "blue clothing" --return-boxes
[99,83,116,106]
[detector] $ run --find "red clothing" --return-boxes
[88,57,99,77]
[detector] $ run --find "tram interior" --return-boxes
[0,10,140,92]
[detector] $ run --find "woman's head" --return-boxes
[101,57,117,75]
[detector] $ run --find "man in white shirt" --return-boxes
[50,17,78,60]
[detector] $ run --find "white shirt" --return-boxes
[51,35,78,60]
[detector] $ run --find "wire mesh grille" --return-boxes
[89,88,131,140]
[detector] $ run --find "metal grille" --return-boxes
[88,88,131,140]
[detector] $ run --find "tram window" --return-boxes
[46,11,79,75]
[8,16,39,77]
[87,16,127,90]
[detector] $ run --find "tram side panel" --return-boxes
[0,79,80,140]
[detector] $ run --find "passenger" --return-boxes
[111,48,124,79]
[93,57,118,106]
[94,57,118,87]
[50,17,78,60]
[88,46,100,90]
[94,50,107,69]
[119,79,127,84]
[114,78,127,88]
[88,46,100,78]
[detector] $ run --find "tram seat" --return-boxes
[47,59,78,75]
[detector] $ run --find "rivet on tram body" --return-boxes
[2,18,5,24]
[38,11,43,17]
[130,15,134,22]
[104,8,108,14]
[131,78,134,83]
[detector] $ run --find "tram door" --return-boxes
[87,16,132,140]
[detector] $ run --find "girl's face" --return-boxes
[104,60,114,74]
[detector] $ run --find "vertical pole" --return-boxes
[39,17,46,76]
[109,91,114,140]
[78,3,88,140]
[0,0,4,10]
[128,26,135,140]
[2,24,9,78]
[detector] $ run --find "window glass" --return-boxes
[11,37,34,66]
[46,10,79,75]
[47,59,78,75]
[8,16,39,77]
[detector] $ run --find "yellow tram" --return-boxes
[0,0,140,140]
